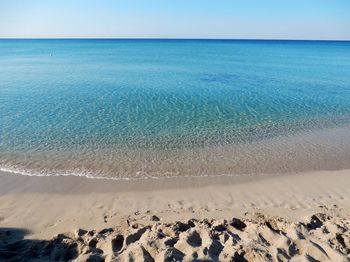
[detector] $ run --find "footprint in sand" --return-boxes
[186,230,202,247]
[111,234,124,253]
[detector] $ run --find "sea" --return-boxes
[1,39,350,180]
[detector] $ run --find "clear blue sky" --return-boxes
[1,0,349,40]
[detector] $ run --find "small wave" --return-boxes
[0,164,283,182]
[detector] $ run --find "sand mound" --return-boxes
[1,209,349,262]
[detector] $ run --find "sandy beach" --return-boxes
[1,170,349,261]
[1,0,350,260]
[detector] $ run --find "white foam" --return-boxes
[0,163,277,182]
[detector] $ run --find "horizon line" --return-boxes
[0,37,350,42]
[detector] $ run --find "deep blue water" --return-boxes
[1,39,350,179]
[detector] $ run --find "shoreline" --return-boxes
[2,166,349,193]
[1,169,350,232]
[0,168,299,193]
[2,123,350,181]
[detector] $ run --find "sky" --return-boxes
[0,0,349,40]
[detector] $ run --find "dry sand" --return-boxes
[0,170,350,261]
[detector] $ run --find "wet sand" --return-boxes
[0,170,350,261]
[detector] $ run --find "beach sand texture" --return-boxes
[0,169,350,261]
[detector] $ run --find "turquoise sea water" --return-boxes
[1,39,350,179]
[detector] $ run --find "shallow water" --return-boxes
[1,39,350,179]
